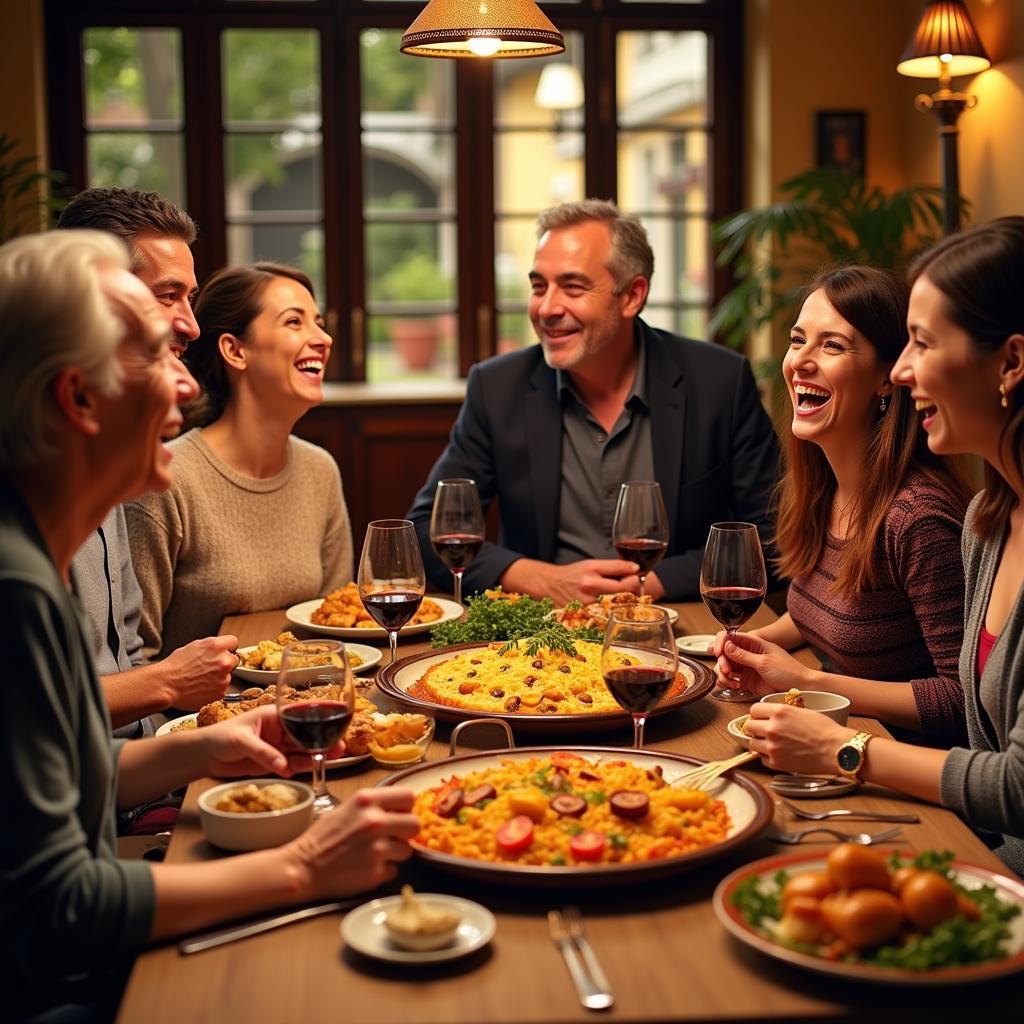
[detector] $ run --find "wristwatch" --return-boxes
[835,731,873,780]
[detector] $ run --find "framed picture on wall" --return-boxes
[816,110,866,177]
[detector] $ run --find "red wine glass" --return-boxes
[601,605,678,749]
[700,522,767,703]
[612,481,669,596]
[276,639,354,817]
[429,478,485,606]
[358,519,426,666]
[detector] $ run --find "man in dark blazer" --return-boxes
[408,200,779,603]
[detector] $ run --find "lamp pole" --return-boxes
[914,63,977,235]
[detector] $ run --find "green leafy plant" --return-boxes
[709,168,950,363]
[0,134,65,242]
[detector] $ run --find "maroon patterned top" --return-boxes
[787,473,967,739]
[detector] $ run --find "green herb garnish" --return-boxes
[499,623,586,658]
[429,590,553,647]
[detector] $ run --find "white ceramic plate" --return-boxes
[714,850,1024,985]
[155,713,198,737]
[285,596,463,640]
[676,634,717,657]
[233,642,382,684]
[341,894,495,964]
[380,746,773,888]
[322,752,373,771]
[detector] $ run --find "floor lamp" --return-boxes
[897,1,990,235]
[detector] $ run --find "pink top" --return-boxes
[977,625,998,678]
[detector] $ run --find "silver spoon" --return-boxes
[769,825,904,845]
[780,798,919,823]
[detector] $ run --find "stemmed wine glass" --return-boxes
[612,481,669,596]
[700,522,767,703]
[276,639,354,817]
[358,519,426,666]
[429,478,485,606]
[601,606,678,749]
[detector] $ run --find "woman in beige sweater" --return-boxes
[127,263,353,658]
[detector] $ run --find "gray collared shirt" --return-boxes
[553,332,655,564]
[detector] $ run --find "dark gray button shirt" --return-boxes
[553,334,655,564]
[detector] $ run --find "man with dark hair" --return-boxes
[58,188,237,763]
[408,199,780,604]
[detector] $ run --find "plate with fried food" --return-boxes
[715,846,1024,985]
[286,584,463,640]
[155,713,199,737]
[551,593,679,631]
[234,631,381,683]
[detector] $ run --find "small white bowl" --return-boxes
[368,715,436,768]
[759,690,851,725]
[198,779,314,851]
[727,714,753,750]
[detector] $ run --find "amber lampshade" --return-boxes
[400,0,565,59]
[897,0,990,79]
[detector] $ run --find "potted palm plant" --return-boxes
[709,168,950,369]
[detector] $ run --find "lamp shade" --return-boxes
[534,63,583,110]
[400,0,565,59]
[897,1,990,79]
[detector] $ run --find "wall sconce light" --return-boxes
[401,0,565,60]
[534,62,583,130]
[897,0,990,234]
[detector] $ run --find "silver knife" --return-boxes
[178,899,360,954]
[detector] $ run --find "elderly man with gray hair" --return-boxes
[409,199,780,604]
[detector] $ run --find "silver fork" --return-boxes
[548,910,614,1011]
[769,825,904,845]
[561,906,614,1007]
[779,799,919,824]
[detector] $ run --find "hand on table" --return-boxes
[500,557,648,606]
[712,631,812,698]
[159,634,239,710]
[295,788,420,897]
[744,702,855,776]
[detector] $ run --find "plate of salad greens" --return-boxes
[714,847,1024,985]
[429,589,604,648]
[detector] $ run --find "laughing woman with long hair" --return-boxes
[714,266,974,741]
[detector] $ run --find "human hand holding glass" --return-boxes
[429,478,485,606]
[358,519,426,666]
[611,481,669,595]
[601,606,678,749]
[276,639,354,817]
[700,522,767,703]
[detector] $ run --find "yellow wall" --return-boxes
[0,0,49,231]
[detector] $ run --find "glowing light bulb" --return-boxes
[467,36,501,57]
[940,52,953,63]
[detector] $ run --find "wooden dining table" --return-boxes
[116,601,1023,1023]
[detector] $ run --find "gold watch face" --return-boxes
[837,744,861,773]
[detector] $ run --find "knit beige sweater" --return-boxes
[125,429,353,658]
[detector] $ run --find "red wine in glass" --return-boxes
[430,479,485,605]
[603,665,675,714]
[700,587,764,630]
[432,533,484,573]
[614,537,669,576]
[358,520,427,666]
[601,606,677,749]
[612,483,669,595]
[280,700,353,752]
[700,522,767,703]
[362,590,424,631]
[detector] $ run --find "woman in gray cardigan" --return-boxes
[732,217,1024,875]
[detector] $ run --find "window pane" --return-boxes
[226,132,323,215]
[640,214,709,308]
[617,130,707,216]
[360,29,453,124]
[367,313,458,382]
[497,311,537,354]
[495,131,584,214]
[617,31,707,127]
[362,133,455,215]
[365,223,456,308]
[83,27,182,127]
[223,29,320,125]
[494,32,583,129]
[86,133,185,207]
[495,216,535,302]
[644,305,709,341]
[227,223,325,300]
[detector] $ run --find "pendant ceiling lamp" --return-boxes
[400,0,565,60]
